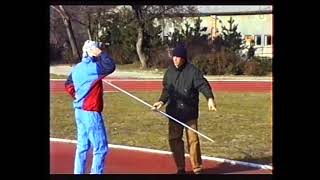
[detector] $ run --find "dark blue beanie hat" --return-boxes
[172,44,187,60]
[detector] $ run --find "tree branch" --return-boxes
[51,5,65,18]
[58,5,70,21]
[70,17,87,26]
[144,6,176,22]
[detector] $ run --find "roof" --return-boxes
[196,5,272,15]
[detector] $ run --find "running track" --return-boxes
[50,78,272,93]
[50,139,272,174]
[50,78,272,174]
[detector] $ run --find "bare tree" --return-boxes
[51,5,80,63]
[130,5,198,69]
[64,5,116,41]
[50,5,198,68]
[50,9,66,45]
[131,5,148,69]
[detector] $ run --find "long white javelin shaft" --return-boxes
[103,79,215,143]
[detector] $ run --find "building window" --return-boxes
[264,35,272,46]
[255,35,262,46]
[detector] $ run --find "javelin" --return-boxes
[102,79,215,143]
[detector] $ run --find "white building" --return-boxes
[156,5,273,58]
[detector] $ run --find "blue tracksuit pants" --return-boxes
[74,108,108,174]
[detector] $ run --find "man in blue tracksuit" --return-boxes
[65,40,116,174]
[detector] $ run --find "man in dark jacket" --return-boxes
[152,44,217,174]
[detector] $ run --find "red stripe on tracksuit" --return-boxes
[83,79,104,112]
[65,84,75,99]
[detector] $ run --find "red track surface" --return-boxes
[50,141,271,174]
[50,79,272,93]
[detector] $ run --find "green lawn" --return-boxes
[50,92,272,165]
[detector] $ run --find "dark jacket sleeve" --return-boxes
[159,70,169,104]
[193,68,214,100]
[65,73,75,99]
[96,52,116,76]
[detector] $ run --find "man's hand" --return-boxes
[208,98,217,111]
[91,47,102,57]
[151,101,164,111]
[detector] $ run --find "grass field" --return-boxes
[50,91,272,165]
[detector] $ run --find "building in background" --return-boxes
[157,5,273,58]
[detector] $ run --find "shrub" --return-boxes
[192,52,272,76]
[244,57,272,76]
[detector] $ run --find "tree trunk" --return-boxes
[136,26,147,69]
[132,5,148,69]
[63,18,80,62]
[87,28,92,40]
[52,5,80,64]
[59,6,80,63]
[87,13,93,40]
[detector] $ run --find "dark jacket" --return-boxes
[159,61,214,122]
